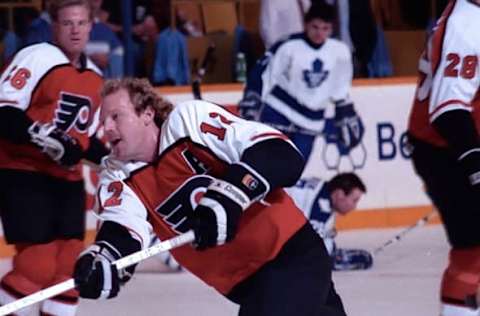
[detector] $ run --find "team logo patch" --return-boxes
[303,59,329,88]
[242,174,258,191]
[54,92,92,132]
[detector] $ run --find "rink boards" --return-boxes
[0,77,438,257]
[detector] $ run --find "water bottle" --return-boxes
[235,52,247,83]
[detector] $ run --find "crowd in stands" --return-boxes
[0,0,449,84]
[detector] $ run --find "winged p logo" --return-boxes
[54,92,92,132]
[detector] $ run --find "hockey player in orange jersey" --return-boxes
[0,1,108,315]
[73,78,347,316]
[408,0,480,315]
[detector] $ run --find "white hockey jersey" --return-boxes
[96,100,307,294]
[409,0,480,146]
[261,34,353,132]
[286,177,336,254]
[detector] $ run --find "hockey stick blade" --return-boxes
[0,230,195,316]
[192,44,216,100]
[373,211,437,256]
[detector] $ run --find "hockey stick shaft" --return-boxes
[373,211,437,256]
[192,44,216,100]
[0,230,195,316]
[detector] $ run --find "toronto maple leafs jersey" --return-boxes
[259,33,352,132]
[409,0,480,147]
[0,43,103,181]
[96,100,307,294]
[285,177,336,254]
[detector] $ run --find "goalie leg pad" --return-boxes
[441,247,480,308]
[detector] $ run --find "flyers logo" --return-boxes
[155,175,214,233]
[54,92,92,132]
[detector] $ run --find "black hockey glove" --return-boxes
[238,91,263,121]
[73,241,134,299]
[190,181,245,250]
[334,101,364,149]
[28,122,83,166]
[191,163,269,250]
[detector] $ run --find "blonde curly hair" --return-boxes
[102,78,174,128]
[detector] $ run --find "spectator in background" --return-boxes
[286,173,372,271]
[86,0,124,78]
[240,3,364,165]
[325,0,377,78]
[0,28,21,65]
[23,0,124,78]
[100,0,158,76]
[23,0,53,46]
[259,0,311,50]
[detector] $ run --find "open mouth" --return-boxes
[111,139,121,147]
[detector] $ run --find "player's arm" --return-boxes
[428,33,480,189]
[0,106,84,166]
[191,137,305,250]
[433,110,480,187]
[0,50,84,166]
[167,102,305,249]
[331,43,364,149]
[74,174,151,299]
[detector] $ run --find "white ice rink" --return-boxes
[2,224,449,316]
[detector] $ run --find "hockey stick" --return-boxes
[191,43,216,100]
[0,230,195,316]
[373,211,438,256]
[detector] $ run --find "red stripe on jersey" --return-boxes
[0,99,19,105]
[430,99,472,119]
[250,132,289,142]
[431,1,457,76]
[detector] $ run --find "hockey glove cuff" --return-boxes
[191,163,269,250]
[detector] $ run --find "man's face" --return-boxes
[101,89,153,162]
[305,18,332,45]
[52,5,92,62]
[331,188,363,215]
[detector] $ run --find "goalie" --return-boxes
[286,173,372,271]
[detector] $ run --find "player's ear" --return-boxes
[142,106,155,125]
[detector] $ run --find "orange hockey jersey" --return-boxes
[0,43,103,181]
[96,100,307,294]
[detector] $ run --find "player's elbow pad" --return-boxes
[240,138,305,189]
